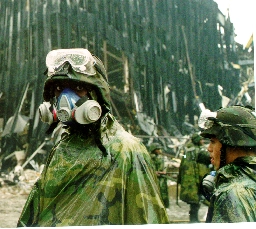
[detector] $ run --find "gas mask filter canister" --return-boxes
[38,101,58,125]
[74,99,102,124]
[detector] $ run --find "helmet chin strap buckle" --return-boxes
[220,145,227,168]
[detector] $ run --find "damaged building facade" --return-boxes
[0,0,249,166]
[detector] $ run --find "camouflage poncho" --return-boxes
[150,153,169,208]
[17,114,169,226]
[178,143,210,204]
[206,156,256,222]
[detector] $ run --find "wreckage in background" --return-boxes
[0,0,254,172]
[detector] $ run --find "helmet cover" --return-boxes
[191,132,203,145]
[149,142,163,152]
[200,106,256,147]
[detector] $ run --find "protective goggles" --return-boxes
[201,117,234,130]
[198,109,217,129]
[46,49,97,76]
[199,109,256,141]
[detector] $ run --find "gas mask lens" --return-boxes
[46,49,96,76]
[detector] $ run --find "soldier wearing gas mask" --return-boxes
[17,49,169,226]
[199,105,256,222]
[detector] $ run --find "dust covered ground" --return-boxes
[0,172,208,228]
[0,169,39,228]
[0,186,29,228]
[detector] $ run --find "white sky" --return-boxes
[214,0,255,47]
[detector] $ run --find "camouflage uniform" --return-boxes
[177,134,210,222]
[150,144,170,208]
[200,105,256,223]
[17,49,169,226]
[206,156,256,222]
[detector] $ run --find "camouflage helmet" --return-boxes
[43,48,111,109]
[191,132,203,145]
[200,105,256,147]
[149,142,162,153]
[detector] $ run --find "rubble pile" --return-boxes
[0,166,40,196]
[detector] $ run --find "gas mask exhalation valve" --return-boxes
[56,88,80,124]
[57,94,75,123]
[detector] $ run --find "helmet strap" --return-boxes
[220,145,227,168]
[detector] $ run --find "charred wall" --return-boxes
[0,0,240,155]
